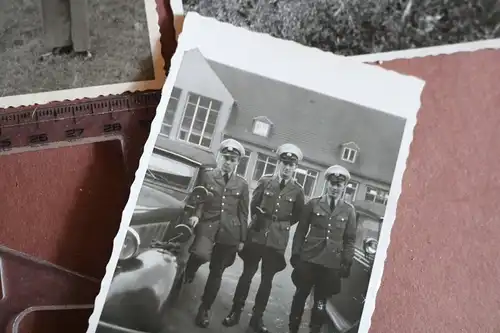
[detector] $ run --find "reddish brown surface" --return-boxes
[371,50,500,333]
[0,2,499,332]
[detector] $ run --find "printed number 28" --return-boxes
[104,123,122,133]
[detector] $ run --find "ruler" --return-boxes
[0,91,161,153]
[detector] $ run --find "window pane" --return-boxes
[295,173,305,186]
[181,116,193,129]
[196,107,208,121]
[211,100,222,111]
[185,103,196,117]
[179,130,187,140]
[164,110,175,125]
[167,98,178,111]
[236,158,249,177]
[189,134,201,145]
[193,120,205,132]
[343,148,349,160]
[253,161,266,181]
[199,96,211,108]
[304,177,315,196]
[171,87,182,99]
[205,123,215,135]
[201,137,211,148]
[161,124,171,136]
[265,164,276,176]
[208,110,218,124]
[188,93,199,104]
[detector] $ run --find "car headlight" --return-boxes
[119,227,141,261]
[363,237,378,256]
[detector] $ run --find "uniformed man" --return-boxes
[288,165,357,333]
[183,139,250,328]
[40,0,92,59]
[222,143,306,333]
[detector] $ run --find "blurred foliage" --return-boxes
[183,0,500,55]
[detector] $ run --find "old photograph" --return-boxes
[0,0,164,108]
[182,0,500,56]
[88,14,424,333]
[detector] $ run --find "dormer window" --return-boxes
[340,142,359,163]
[252,116,273,137]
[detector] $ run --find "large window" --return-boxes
[365,186,389,205]
[294,167,318,197]
[253,153,278,181]
[236,149,252,178]
[343,181,359,203]
[178,93,222,148]
[160,87,182,137]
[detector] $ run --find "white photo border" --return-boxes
[0,0,165,109]
[87,12,425,333]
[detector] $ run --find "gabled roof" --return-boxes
[206,60,405,184]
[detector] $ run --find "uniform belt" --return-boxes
[200,215,221,223]
[262,214,289,222]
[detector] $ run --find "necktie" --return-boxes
[224,173,229,184]
[280,179,286,190]
[330,198,336,212]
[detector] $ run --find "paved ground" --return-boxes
[161,227,315,333]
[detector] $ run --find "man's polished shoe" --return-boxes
[194,304,210,328]
[249,315,270,333]
[222,308,242,327]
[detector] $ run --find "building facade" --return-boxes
[157,49,407,244]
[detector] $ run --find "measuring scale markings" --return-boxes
[0,91,160,152]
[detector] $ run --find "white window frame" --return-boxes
[159,87,181,138]
[178,93,221,148]
[294,167,319,197]
[365,185,389,205]
[253,153,278,181]
[236,149,252,178]
[252,120,271,137]
[343,180,359,202]
[341,146,358,163]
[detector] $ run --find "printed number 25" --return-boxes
[104,123,122,133]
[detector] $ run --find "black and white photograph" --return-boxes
[182,0,500,56]
[88,14,424,333]
[0,0,164,108]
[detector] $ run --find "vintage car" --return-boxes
[324,207,384,333]
[96,138,217,333]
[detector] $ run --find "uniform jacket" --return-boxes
[193,168,249,246]
[292,195,357,269]
[247,175,305,253]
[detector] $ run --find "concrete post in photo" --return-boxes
[40,0,90,52]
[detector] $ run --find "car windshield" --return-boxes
[145,148,197,191]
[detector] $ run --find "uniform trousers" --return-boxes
[290,261,342,330]
[232,242,286,316]
[198,243,238,309]
[40,0,90,51]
